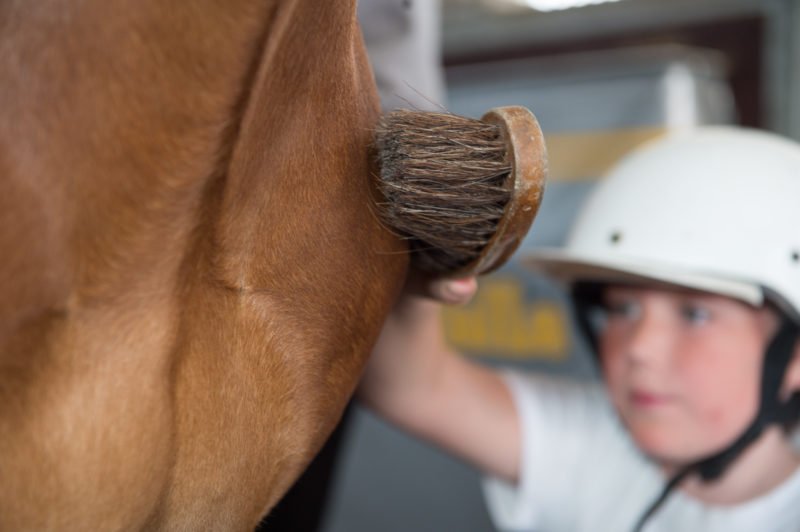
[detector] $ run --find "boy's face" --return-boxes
[598,285,782,467]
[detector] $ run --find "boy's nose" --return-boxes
[624,309,674,368]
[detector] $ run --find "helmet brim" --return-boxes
[523,248,764,307]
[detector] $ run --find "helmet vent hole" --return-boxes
[610,231,623,245]
[792,250,799,264]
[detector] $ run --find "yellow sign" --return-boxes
[546,126,665,181]
[443,278,570,360]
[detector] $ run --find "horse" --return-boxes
[0,1,407,529]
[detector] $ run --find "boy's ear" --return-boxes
[781,339,800,398]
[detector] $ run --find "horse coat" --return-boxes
[0,1,407,529]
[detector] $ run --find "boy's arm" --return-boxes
[358,278,521,484]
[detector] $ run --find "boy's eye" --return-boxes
[605,300,640,320]
[680,304,711,325]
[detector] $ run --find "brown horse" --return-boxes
[0,1,407,529]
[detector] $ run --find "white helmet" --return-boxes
[527,126,800,322]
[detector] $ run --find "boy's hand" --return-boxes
[402,271,478,307]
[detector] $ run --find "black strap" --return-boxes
[631,466,691,532]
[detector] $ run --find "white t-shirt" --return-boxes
[483,372,800,532]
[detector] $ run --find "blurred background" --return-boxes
[318,1,800,530]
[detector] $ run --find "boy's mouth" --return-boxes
[629,389,672,408]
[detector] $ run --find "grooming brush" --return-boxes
[374,106,547,277]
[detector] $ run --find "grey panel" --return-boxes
[322,407,495,532]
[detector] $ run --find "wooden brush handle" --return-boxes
[453,106,548,277]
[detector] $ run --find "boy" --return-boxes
[359,127,800,531]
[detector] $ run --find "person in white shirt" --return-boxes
[359,126,800,531]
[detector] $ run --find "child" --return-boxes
[358,127,800,531]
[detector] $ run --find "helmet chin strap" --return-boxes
[632,318,800,532]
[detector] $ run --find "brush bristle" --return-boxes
[374,109,512,274]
